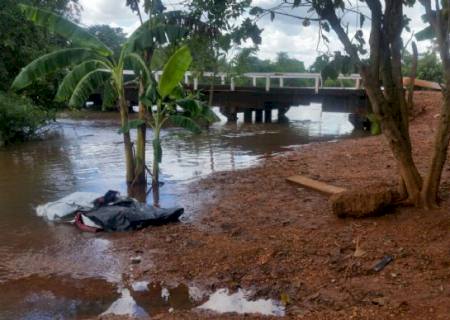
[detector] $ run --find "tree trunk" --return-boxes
[420,89,450,208]
[119,93,135,184]
[363,80,423,204]
[407,42,418,114]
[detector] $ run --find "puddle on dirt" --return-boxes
[198,288,285,316]
[0,103,366,318]
[129,282,199,315]
[102,281,284,318]
[0,275,119,319]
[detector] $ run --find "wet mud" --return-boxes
[117,92,450,319]
[0,104,362,318]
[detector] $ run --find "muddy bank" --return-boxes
[113,91,450,319]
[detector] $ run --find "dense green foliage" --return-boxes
[0,0,79,100]
[87,25,127,58]
[0,0,79,144]
[403,50,443,83]
[0,91,52,146]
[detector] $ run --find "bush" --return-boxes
[0,91,52,146]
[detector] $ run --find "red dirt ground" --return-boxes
[112,91,450,319]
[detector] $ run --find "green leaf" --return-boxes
[321,64,339,81]
[143,83,158,106]
[169,85,185,100]
[416,26,435,41]
[200,105,220,123]
[118,119,145,134]
[158,46,192,98]
[102,80,118,111]
[56,60,108,102]
[169,115,201,134]
[11,48,101,91]
[367,114,381,135]
[176,98,201,116]
[68,70,111,108]
[125,19,187,53]
[125,53,150,85]
[19,4,112,56]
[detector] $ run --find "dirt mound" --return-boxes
[330,184,395,218]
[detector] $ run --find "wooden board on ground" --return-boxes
[286,175,347,195]
[403,77,441,90]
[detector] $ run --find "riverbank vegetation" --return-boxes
[0,92,52,146]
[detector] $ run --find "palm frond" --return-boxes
[102,80,118,111]
[125,53,150,85]
[56,60,109,101]
[69,70,111,107]
[169,114,201,134]
[11,48,101,91]
[19,4,112,56]
[158,46,192,98]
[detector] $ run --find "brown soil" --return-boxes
[114,91,450,319]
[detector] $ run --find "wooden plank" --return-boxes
[286,175,347,195]
[403,77,441,90]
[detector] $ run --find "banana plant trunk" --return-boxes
[119,92,135,184]
[134,49,153,186]
[152,125,161,207]
[134,80,147,186]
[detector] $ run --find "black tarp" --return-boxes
[77,191,184,232]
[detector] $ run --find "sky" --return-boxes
[78,0,432,68]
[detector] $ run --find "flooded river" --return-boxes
[0,104,364,318]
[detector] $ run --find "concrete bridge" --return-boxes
[121,71,369,123]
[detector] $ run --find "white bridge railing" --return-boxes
[124,70,362,94]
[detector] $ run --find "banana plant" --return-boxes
[10,4,187,186]
[137,46,218,204]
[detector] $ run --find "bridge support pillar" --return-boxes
[278,106,290,123]
[264,107,272,123]
[244,110,253,123]
[255,109,263,123]
[278,106,290,117]
[220,107,238,123]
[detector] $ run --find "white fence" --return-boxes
[124,70,363,94]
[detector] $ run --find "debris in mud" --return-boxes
[197,288,285,316]
[131,281,149,292]
[101,289,148,318]
[330,184,395,218]
[36,190,184,232]
[130,256,142,264]
[373,255,394,272]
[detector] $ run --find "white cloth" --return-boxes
[36,192,101,221]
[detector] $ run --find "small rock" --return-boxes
[372,297,387,306]
[130,256,142,264]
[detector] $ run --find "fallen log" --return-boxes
[287,175,395,218]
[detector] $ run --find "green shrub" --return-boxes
[0,91,52,146]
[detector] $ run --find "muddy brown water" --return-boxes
[0,104,366,319]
